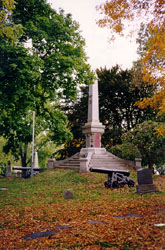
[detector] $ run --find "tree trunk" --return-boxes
[21,154,27,167]
[148,158,154,174]
[20,143,28,167]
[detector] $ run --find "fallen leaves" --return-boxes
[0,171,164,249]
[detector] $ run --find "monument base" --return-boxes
[80,147,106,156]
[136,184,159,194]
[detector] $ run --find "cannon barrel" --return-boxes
[90,167,130,177]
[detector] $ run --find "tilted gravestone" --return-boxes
[136,168,159,194]
[5,161,12,178]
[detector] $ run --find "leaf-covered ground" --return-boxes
[0,169,164,249]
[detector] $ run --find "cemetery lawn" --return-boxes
[0,169,164,250]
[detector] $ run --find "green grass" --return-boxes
[0,169,137,208]
[1,168,163,210]
[0,169,164,210]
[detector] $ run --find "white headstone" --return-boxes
[34,151,39,168]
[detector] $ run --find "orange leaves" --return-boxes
[96,0,165,121]
[0,172,165,249]
[142,22,165,86]
[0,196,164,249]
[135,88,165,117]
[135,88,165,136]
[96,0,133,37]
[155,125,165,136]
[96,0,150,37]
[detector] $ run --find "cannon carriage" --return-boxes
[90,167,134,188]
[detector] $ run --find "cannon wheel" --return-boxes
[118,183,125,188]
[112,181,119,188]
[104,181,111,188]
[128,180,134,187]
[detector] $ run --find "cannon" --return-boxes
[90,167,134,188]
[13,167,44,178]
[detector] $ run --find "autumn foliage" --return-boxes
[0,0,22,42]
[0,169,164,249]
[96,0,165,135]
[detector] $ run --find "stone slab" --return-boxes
[154,223,165,227]
[114,213,143,219]
[88,220,109,225]
[0,188,8,191]
[136,184,159,194]
[154,209,165,212]
[24,230,59,240]
[24,225,72,240]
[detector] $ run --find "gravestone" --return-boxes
[34,151,39,168]
[64,189,73,200]
[5,161,12,177]
[137,168,153,185]
[136,168,159,194]
[48,158,55,169]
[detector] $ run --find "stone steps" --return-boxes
[91,159,126,163]
[53,151,132,171]
[90,153,129,171]
[90,162,128,168]
[54,153,80,170]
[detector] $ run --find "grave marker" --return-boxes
[136,168,159,194]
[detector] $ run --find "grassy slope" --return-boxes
[0,169,164,249]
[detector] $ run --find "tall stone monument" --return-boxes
[82,81,105,148]
[52,79,136,172]
[80,80,105,172]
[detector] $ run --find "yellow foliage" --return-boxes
[155,125,165,137]
[0,0,14,24]
[97,0,165,119]
[0,0,23,42]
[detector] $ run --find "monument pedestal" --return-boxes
[82,122,105,148]
[80,147,106,156]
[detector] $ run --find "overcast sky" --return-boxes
[47,0,139,71]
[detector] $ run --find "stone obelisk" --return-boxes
[80,80,105,172]
[82,80,105,147]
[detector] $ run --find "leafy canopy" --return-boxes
[111,120,165,169]
[0,0,94,166]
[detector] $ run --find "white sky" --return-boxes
[47,0,139,71]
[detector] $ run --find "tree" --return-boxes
[111,120,165,171]
[97,66,156,148]
[134,23,165,136]
[12,0,94,100]
[0,137,13,175]
[0,0,94,166]
[96,0,165,135]
[55,86,88,159]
